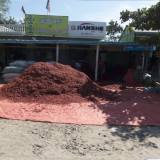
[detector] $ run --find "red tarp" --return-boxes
[0,84,160,126]
[123,70,137,85]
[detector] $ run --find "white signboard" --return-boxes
[69,21,106,39]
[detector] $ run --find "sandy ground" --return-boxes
[0,119,160,160]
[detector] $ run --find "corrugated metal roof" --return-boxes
[0,39,135,45]
[133,27,159,34]
[0,39,156,51]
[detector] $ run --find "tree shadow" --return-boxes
[107,125,160,147]
[85,82,160,144]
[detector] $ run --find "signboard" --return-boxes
[25,14,68,36]
[68,21,106,39]
[125,45,156,51]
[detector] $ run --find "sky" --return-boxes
[6,0,159,27]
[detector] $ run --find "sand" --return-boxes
[0,118,160,160]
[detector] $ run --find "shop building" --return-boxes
[120,27,159,81]
[0,15,156,81]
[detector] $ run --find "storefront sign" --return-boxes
[25,14,68,36]
[125,45,156,51]
[68,21,106,39]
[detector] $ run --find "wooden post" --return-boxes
[95,44,99,81]
[56,43,59,62]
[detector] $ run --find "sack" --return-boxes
[2,73,20,79]
[9,60,28,68]
[2,66,25,74]
[47,61,56,64]
[3,78,14,83]
[144,87,160,94]
[27,60,37,67]
[123,70,136,85]
[142,73,152,85]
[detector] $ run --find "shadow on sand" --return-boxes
[85,82,160,144]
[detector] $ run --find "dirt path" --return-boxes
[0,119,160,160]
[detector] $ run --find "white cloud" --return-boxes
[118,1,159,11]
[119,4,134,11]
[82,12,108,22]
[12,0,27,2]
[81,8,121,23]
[63,2,72,12]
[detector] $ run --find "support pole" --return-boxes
[142,52,145,69]
[56,43,59,62]
[158,58,160,78]
[95,44,99,81]
[144,52,149,70]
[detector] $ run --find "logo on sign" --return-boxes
[71,25,76,30]
[71,23,104,31]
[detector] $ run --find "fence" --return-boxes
[0,24,25,35]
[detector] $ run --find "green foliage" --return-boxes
[0,0,24,25]
[0,0,11,16]
[136,33,160,45]
[2,16,25,24]
[106,20,123,41]
[120,5,160,31]
[120,1,160,44]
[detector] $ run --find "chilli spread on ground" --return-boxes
[0,62,117,104]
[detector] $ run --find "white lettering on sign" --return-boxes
[37,28,67,33]
[71,24,104,32]
[39,18,61,24]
